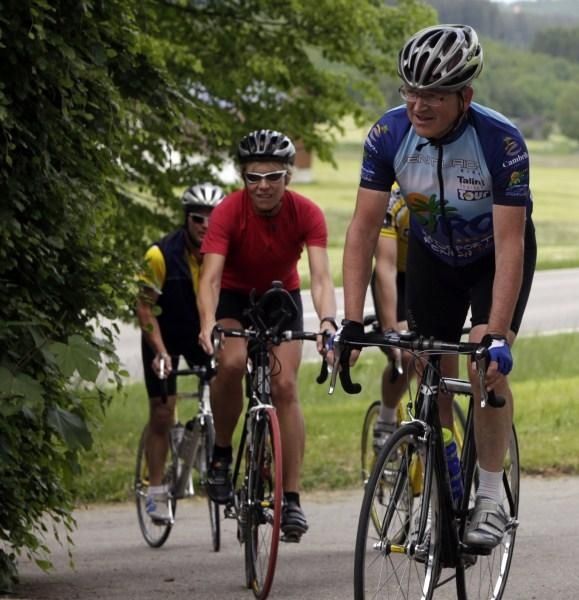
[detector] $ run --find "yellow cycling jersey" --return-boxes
[140,245,201,295]
[379,194,409,273]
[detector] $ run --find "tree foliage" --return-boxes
[0,0,435,588]
[533,27,579,62]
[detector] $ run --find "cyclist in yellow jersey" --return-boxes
[371,185,459,450]
[136,182,224,523]
[370,186,410,449]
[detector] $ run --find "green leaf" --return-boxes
[46,405,93,450]
[0,366,45,412]
[47,335,100,381]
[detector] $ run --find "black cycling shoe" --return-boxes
[207,458,233,505]
[281,501,309,543]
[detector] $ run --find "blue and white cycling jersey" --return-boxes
[360,103,532,266]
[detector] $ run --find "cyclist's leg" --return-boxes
[270,339,309,538]
[142,338,178,521]
[465,224,535,547]
[207,317,246,503]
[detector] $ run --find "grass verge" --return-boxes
[75,332,579,503]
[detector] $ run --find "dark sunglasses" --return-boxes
[244,170,287,184]
[189,213,210,226]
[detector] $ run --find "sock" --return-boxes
[477,467,503,502]
[213,444,232,462]
[284,491,300,506]
[148,485,166,496]
[379,405,398,424]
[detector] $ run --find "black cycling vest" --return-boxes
[154,228,200,352]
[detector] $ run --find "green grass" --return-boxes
[75,332,579,503]
[292,132,579,286]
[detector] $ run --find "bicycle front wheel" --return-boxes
[199,415,220,552]
[134,425,177,548]
[354,421,441,600]
[460,425,520,600]
[244,406,283,600]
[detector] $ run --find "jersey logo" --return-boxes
[457,188,491,201]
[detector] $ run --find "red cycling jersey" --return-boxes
[201,188,327,294]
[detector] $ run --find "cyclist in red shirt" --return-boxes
[198,129,337,542]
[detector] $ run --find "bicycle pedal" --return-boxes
[281,531,302,543]
[460,542,492,557]
[151,516,174,526]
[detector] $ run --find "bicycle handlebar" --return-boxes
[212,325,330,385]
[329,329,505,408]
[158,358,213,404]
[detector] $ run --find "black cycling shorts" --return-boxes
[142,337,210,398]
[216,288,304,331]
[405,219,536,342]
[370,270,407,325]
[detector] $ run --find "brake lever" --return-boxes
[328,341,341,395]
[474,347,506,408]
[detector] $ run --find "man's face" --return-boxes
[243,161,288,215]
[186,206,212,247]
[403,86,473,139]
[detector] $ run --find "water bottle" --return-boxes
[442,427,463,507]
[178,419,197,461]
[170,422,185,454]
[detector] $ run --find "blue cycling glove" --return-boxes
[483,334,513,375]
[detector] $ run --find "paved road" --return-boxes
[109,268,579,381]
[11,476,579,599]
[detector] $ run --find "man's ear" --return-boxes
[461,86,474,111]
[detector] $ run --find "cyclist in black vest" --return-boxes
[136,182,225,523]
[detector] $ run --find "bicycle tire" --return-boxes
[134,425,177,548]
[244,406,283,600]
[459,425,520,600]
[354,421,441,600]
[360,400,381,486]
[200,415,221,552]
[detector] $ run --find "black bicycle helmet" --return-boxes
[181,183,225,211]
[398,24,483,92]
[237,129,296,164]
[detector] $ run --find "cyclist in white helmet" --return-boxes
[341,25,536,550]
[197,129,337,542]
[136,182,225,523]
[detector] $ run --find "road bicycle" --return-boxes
[134,361,220,551]
[213,281,328,600]
[331,329,519,600]
[359,316,466,500]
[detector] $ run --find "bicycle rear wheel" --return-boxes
[244,406,283,600]
[354,421,441,600]
[199,415,221,552]
[134,425,177,548]
[460,425,520,599]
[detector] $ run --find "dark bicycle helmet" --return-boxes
[237,129,296,164]
[181,183,225,210]
[398,24,483,92]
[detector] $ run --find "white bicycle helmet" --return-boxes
[398,24,483,92]
[181,183,225,210]
[237,129,296,164]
